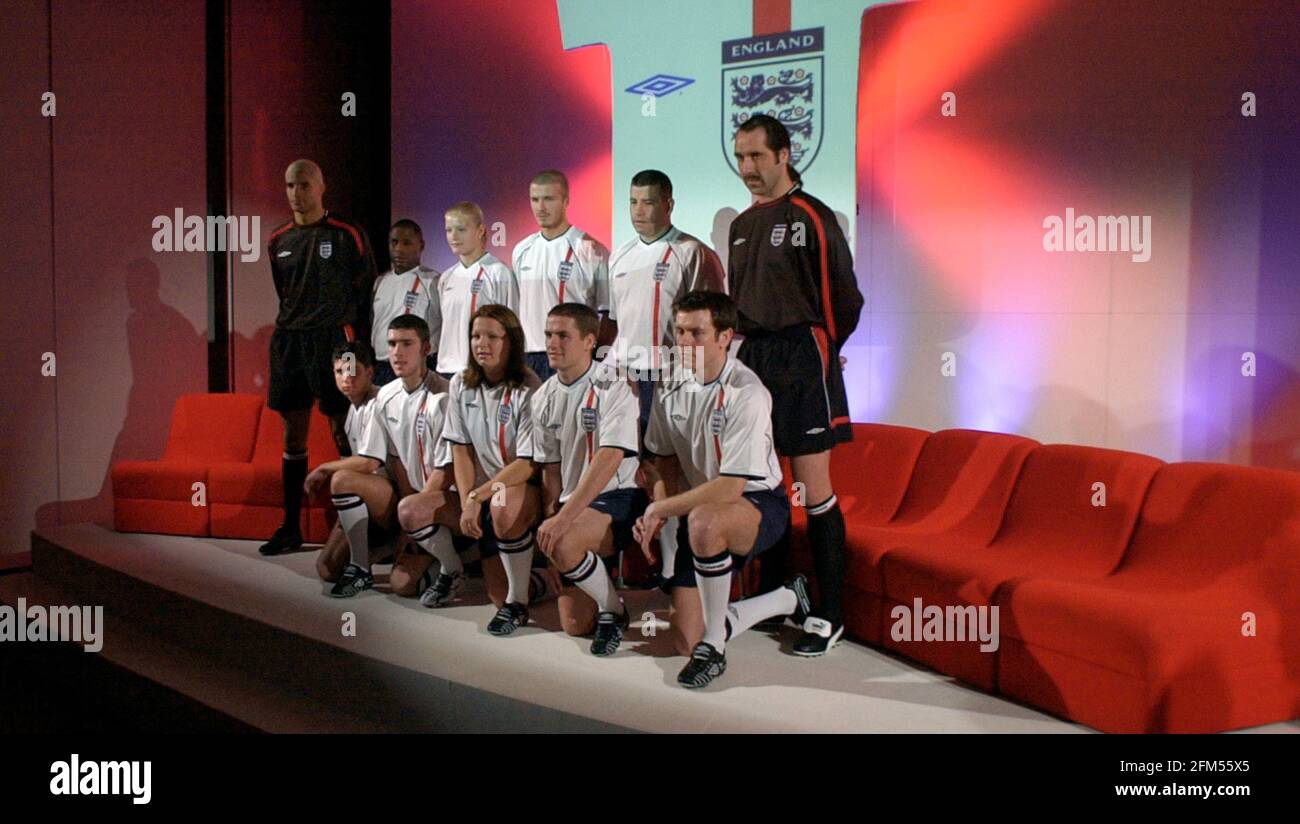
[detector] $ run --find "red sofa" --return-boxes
[778,424,1300,732]
[209,403,339,542]
[996,462,1300,732]
[112,393,338,542]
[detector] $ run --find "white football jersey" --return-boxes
[531,361,639,503]
[607,226,726,371]
[442,370,543,488]
[512,226,609,352]
[344,384,379,454]
[371,265,440,363]
[437,253,519,375]
[644,358,783,493]
[359,370,453,491]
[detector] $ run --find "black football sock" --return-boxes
[806,495,845,627]
[282,451,308,534]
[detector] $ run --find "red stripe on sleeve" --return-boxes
[790,196,836,344]
[268,221,295,243]
[558,246,575,304]
[498,387,512,465]
[584,386,598,462]
[327,218,365,256]
[469,265,485,315]
[713,386,725,464]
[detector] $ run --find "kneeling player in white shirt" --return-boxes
[437,201,519,378]
[304,341,397,584]
[635,291,810,688]
[442,304,558,632]
[327,315,456,598]
[533,303,644,656]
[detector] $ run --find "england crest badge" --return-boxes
[580,406,598,432]
[653,261,669,283]
[722,27,824,179]
[709,407,726,436]
[557,260,574,283]
[770,224,787,246]
[319,241,333,260]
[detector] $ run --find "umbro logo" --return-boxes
[732,238,746,245]
[671,413,687,422]
[546,423,561,430]
[614,272,627,278]
[387,416,399,423]
[805,427,825,435]
[277,250,292,257]
[519,265,532,271]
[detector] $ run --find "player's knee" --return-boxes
[281,417,308,452]
[687,506,725,552]
[493,507,529,542]
[558,595,594,636]
[552,533,586,569]
[561,612,594,637]
[390,566,417,597]
[397,496,426,532]
[329,469,357,494]
[317,557,341,582]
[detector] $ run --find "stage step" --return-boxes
[20,529,629,733]
[16,524,1095,733]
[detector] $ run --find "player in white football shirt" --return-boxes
[327,315,456,599]
[511,170,611,381]
[370,219,440,385]
[442,304,558,632]
[437,201,519,378]
[608,169,725,423]
[532,303,644,656]
[304,341,397,584]
[635,291,809,688]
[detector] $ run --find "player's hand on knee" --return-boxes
[304,468,328,497]
[459,501,483,539]
[537,514,569,556]
[634,514,663,565]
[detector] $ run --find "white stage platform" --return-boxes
[0,523,1200,733]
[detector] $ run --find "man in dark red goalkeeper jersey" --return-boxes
[259,158,378,556]
[728,115,864,656]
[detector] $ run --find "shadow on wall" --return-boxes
[1179,347,1300,470]
[36,258,204,529]
[1246,352,1300,472]
[234,324,276,398]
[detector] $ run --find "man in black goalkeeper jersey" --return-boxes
[259,158,378,556]
[728,115,864,656]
